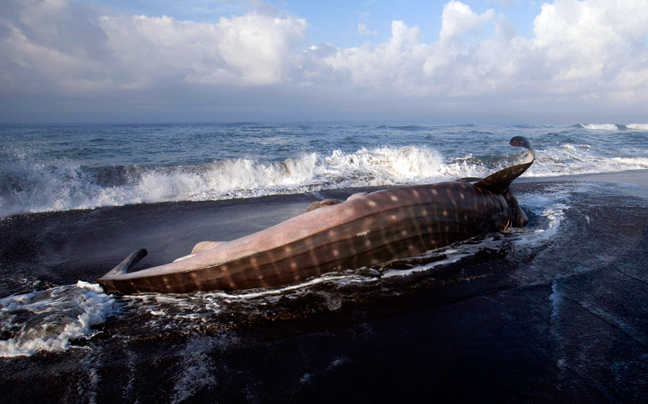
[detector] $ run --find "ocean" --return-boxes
[1,122,647,403]
[2,122,647,218]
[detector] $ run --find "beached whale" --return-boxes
[98,136,534,294]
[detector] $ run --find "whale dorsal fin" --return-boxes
[475,136,534,195]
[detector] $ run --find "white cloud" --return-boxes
[0,0,306,95]
[301,0,648,105]
[439,0,495,41]
[0,0,112,94]
[1,0,647,121]
[100,12,306,87]
[302,5,503,97]
[309,21,427,94]
[358,23,378,36]
[532,0,648,85]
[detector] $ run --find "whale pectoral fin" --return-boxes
[306,201,323,212]
[102,248,147,278]
[174,241,226,262]
[347,192,368,200]
[475,136,535,194]
[191,241,225,254]
[173,254,195,262]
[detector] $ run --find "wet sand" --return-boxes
[522,169,648,189]
[0,194,316,295]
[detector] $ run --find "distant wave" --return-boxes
[626,123,648,130]
[1,144,647,217]
[376,125,430,131]
[578,123,622,130]
[578,123,648,130]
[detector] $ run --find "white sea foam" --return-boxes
[626,123,648,130]
[1,140,647,217]
[527,144,648,177]
[513,188,571,247]
[549,280,563,322]
[382,235,501,279]
[124,272,372,310]
[579,123,620,130]
[172,338,218,404]
[0,282,116,358]
[0,147,460,217]
[579,122,648,131]
[517,203,569,246]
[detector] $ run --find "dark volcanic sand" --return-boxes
[1,173,648,403]
[0,194,316,295]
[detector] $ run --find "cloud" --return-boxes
[358,23,378,36]
[308,21,427,93]
[0,0,306,97]
[100,12,306,87]
[439,0,495,41]
[298,4,503,96]
[0,0,112,95]
[533,0,648,84]
[301,0,648,105]
[1,0,647,121]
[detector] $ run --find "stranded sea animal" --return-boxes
[98,137,535,294]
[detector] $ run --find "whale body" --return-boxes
[98,136,534,294]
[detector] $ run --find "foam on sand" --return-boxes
[0,281,116,358]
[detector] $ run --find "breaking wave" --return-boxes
[528,143,648,177]
[578,123,621,130]
[0,146,473,217]
[578,123,648,130]
[2,142,648,217]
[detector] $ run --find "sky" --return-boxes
[1,0,647,123]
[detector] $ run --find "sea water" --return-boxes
[1,122,647,218]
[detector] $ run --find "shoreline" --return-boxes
[1,168,647,222]
[1,168,646,296]
[521,169,648,190]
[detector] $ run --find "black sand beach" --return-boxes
[1,172,648,403]
[0,193,316,296]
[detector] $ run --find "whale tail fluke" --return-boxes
[475,136,534,195]
[101,248,147,278]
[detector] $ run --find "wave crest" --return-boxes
[0,147,458,217]
[1,142,647,217]
[578,123,648,131]
[579,123,621,130]
[626,123,648,130]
